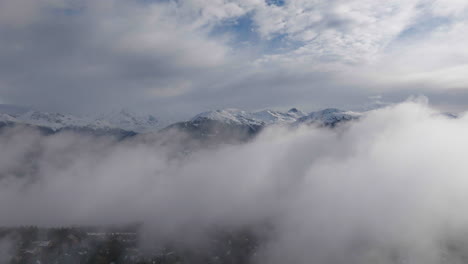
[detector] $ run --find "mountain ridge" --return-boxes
[0,104,364,137]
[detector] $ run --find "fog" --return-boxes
[0,237,14,263]
[1,100,468,263]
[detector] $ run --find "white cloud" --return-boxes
[349,19,468,91]
[253,0,420,64]
[2,101,468,263]
[0,0,468,114]
[430,0,468,17]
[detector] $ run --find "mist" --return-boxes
[1,100,468,263]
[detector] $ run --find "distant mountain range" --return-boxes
[0,104,363,139]
[0,105,164,135]
[163,108,362,141]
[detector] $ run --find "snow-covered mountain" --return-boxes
[0,105,163,134]
[190,109,264,127]
[165,107,358,142]
[190,108,308,127]
[250,108,308,124]
[15,111,95,131]
[187,107,359,128]
[0,113,17,123]
[96,109,162,133]
[0,104,363,138]
[296,108,362,127]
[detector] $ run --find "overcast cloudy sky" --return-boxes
[0,0,467,118]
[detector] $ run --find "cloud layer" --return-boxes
[2,100,468,263]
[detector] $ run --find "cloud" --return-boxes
[0,0,70,26]
[0,0,467,116]
[0,0,232,114]
[0,237,15,263]
[2,100,468,262]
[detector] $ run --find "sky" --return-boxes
[0,0,468,118]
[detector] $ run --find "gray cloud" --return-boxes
[0,0,231,114]
[0,237,14,263]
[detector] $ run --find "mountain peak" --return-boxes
[297,108,362,126]
[0,105,163,133]
[0,104,364,134]
[317,108,343,114]
[98,109,161,133]
[190,108,309,127]
[190,109,259,126]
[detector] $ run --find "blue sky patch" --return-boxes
[210,13,260,45]
[210,12,306,55]
[266,0,286,7]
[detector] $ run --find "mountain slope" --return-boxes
[96,109,162,133]
[296,108,362,127]
[0,104,363,140]
[0,105,162,134]
[164,107,355,142]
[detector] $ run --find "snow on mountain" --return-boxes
[250,108,307,125]
[191,109,264,127]
[0,106,162,133]
[190,108,308,127]
[96,109,162,133]
[15,111,94,131]
[285,108,308,119]
[296,108,362,126]
[189,107,360,129]
[0,113,18,123]
[1,104,362,135]
[167,107,359,142]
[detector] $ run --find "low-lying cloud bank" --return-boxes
[1,100,468,263]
